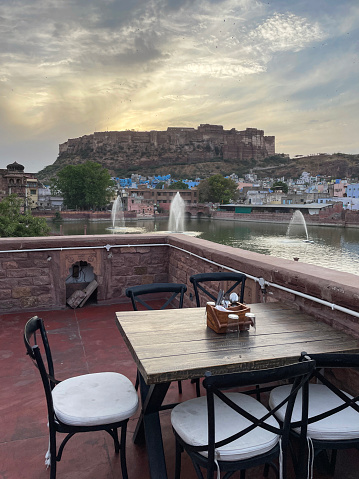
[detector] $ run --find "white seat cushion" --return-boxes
[269,383,359,441]
[171,392,279,461]
[52,372,138,426]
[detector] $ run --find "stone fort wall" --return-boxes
[59,124,275,161]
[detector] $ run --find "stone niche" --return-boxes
[66,261,97,306]
[61,249,102,307]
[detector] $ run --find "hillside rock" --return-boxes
[37,124,275,179]
[37,124,359,181]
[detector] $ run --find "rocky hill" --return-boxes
[37,124,359,181]
[37,124,276,180]
[253,153,359,180]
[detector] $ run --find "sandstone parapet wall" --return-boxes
[1,234,358,340]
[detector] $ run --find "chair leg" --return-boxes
[329,450,337,476]
[120,422,129,479]
[263,462,279,479]
[49,429,57,479]
[177,380,182,394]
[195,378,200,397]
[240,470,246,479]
[135,371,139,391]
[191,378,201,397]
[50,460,56,479]
[175,440,182,479]
[113,427,120,454]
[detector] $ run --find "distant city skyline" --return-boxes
[0,0,358,173]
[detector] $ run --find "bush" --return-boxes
[0,195,50,237]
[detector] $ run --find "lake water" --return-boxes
[49,218,359,276]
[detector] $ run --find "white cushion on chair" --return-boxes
[52,372,138,426]
[171,392,279,461]
[269,383,359,441]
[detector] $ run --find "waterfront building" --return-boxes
[0,161,38,209]
[37,186,64,210]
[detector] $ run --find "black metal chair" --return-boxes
[270,352,359,477]
[125,282,187,311]
[125,282,196,396]
[172,359,315,479]
[189,272,247,307]
[24,316,138,479]
[189,272,247,397]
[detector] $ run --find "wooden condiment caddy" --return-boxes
[206,302,251,334]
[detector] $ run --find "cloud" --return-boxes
[0,0,358,170]
[248,13,325,53]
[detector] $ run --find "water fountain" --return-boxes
[286,210,311,242]
[111,195,125,229]
[168,192,185,232]
[107,195,145,234]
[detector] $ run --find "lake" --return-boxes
[49,218,359,276]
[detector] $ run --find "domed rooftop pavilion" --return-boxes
[6,161,25,172]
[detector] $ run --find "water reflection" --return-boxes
[50,218,359,276]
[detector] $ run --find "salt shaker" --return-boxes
[245,312,256,331]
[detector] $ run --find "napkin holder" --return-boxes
[206,303,251,334]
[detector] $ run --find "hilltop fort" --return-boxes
[38,124,276,179]
[59,124,275,161]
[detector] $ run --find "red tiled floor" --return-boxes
[1,302,359,478]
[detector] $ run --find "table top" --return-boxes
[116,302,359,385]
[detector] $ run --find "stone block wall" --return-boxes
[166,234,359,340]
[1,233,358,344]
[213,210,359,227]
[0,235,170,313]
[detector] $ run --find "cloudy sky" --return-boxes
[0,0,358,173]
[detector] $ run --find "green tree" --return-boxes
[168,181,189,190]
[198,175,238,203]
[0,195,50,237]
[272,181,288,194]
[51,161,115,210]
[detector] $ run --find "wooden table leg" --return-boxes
[133,372,171,479]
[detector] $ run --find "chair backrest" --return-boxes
[300,352,359,420]
[24,316,58,424]
[189,272,246,307]
[201,359,316,477]
[125,283,187,311]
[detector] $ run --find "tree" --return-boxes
[0,195,50,237]
[198,175,238,203]
[168,181,189,190]
[51,161,115,210]
[272,181,288,194]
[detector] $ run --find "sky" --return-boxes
[0,0,358,173]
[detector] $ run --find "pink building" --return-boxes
[237,182,253,191]
[126,196,154,216]
[333,181,347,197]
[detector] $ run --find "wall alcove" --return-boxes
[65,261,98,308]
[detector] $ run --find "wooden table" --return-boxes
[116,302,359,479]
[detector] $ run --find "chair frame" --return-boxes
[173,359,316,479]
[190,272,246,307]
[125,282,187,311]
[295,352,359,475]
[125,282,189,396]
[189,272,247,398]
[24,316,131,479]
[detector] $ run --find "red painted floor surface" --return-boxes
[1,302,359,479]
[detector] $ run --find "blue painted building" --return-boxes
[347,184,359,198]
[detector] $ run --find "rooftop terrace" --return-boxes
[2,302,359,479]
[1,233,359,478]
